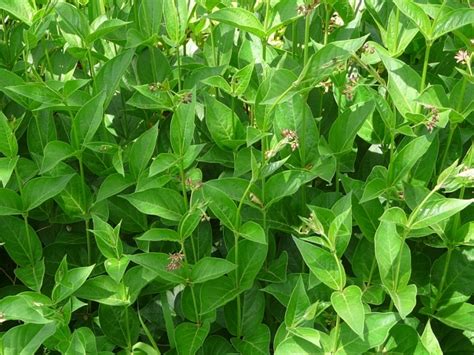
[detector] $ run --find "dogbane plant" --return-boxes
[0,0,473,353]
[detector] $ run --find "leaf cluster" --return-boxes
[0,0,473,354]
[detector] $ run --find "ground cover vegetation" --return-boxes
[0,0,473,353]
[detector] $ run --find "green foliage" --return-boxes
[0,0,473,354]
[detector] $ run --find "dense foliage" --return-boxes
[0,0,473,353]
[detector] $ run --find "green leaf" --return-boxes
[198,276,239,314]
[52,263,95,303]
[135,228,181,242]
[409,197,473,230]
[384,324,428,354]
[387,284,417,319]
[121,188,185,221]
[209,8,265,38]
[178,209,201,241]
[129,124,158,178]
[170,95,196,156]
[328,202,352,256]
[96,173,135,202]
[0,292,53,324]
[232,62,254,97]
[264,170,314,207]
[138,0,163,38]
[0,0,34,25]
[360,178,387,203]
[375,220,411,291]
[240,221,266,245]
[279,336,322,355]
[421,320,443,355]
[93,49,135,106]
[127,252,187,284]
[1,323,57,355]
[387,135,432,186]
[41,140,75,174]
[224,285,265,337]
[99,305,140,348]
[22,175,73,211]
[302,36,368,84]
[337,312,399,353]
[0,111,18,157]
[104,257,129,283]
[228,239,267,291]
[285,276,310,328]
[201,75,232,93]
[231,324,271,355]
[331,285,365,338]
[204,95,244,151]
[0,216,43,267]
[91,215,123,259]
[267,0,304,35]
[432,8,474,40]
[328,100,375,154]
[392,0,431,39]
[191,257,236,284]
[14,259,45,292]
[0,188,23,215]
[65,327,98,355]
[71,91,106,149]
[175,322,210,355]
[149,153,179,177]
[163,0,188,45]
[273,94,320,168]
[293,237,345,291]
[384,9,419,56]
[434,302,474,332]
[377,50,421,118]
[288,327,321,348]
[430,248,474,309]
[56,2,89,40]
[0,156,18,187]
[201,183,238,230]
[75,275,130,306]
[86,18,130,44]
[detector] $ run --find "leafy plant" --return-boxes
[0,0,473,354]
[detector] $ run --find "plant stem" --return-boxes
[292,21,297,59]
[209,22,218,66]
[137,303,160,351]
[324,3,331,45]
[351,54,387,88]
[179,164,189,210]
[419,41,432,95]
[190,286,200,324]
[332,315,340,352]
[124,306,132,350]
[87,48,96,83]
[262,0,271,62]
[161,292,176,348]
[236,293,242,337]
[234,229,242,338]
[364,258,377,291]
[149,45,159,83]
[231,95,236,132]
[303,12,311,66]
[177,46,182,91]
[439,123,456,176]
[78,156,91,265]
[431,247,453,312]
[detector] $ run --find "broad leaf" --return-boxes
[293,237,345,291]
[121,188,186,221]
[331,285,365,338]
